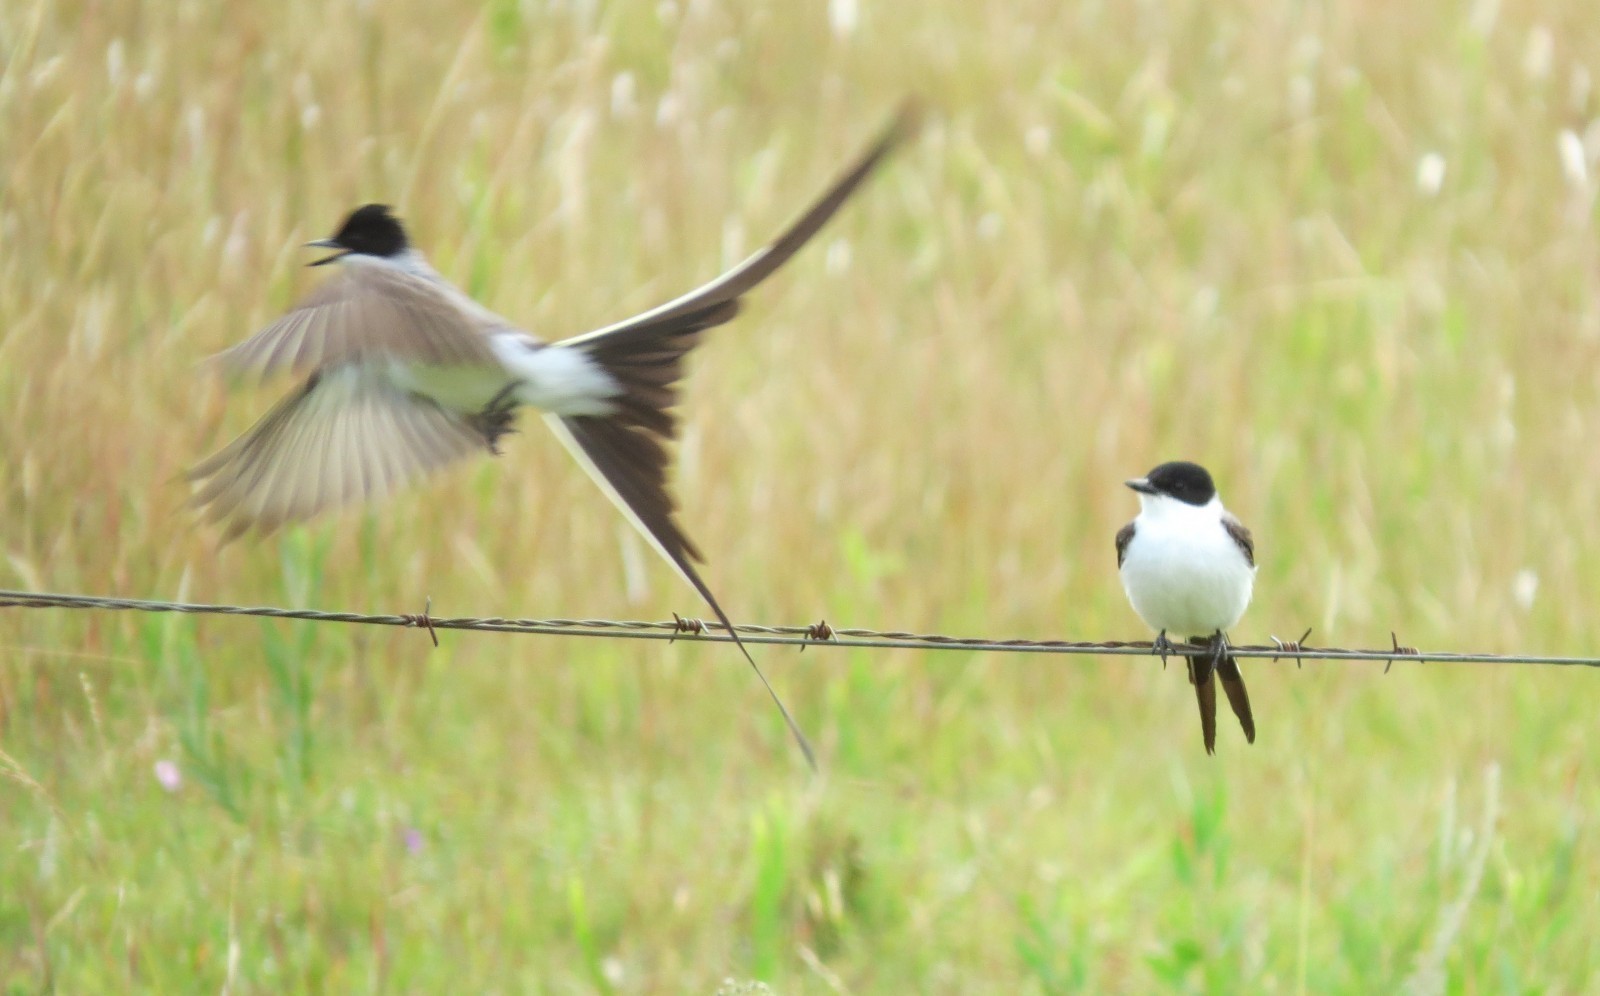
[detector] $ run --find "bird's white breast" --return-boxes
[1119,499,1255,638]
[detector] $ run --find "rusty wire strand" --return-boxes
[0,588,1596,668]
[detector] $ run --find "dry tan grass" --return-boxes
[4,0,1600,989]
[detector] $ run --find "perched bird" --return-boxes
[1115,461,1257,754]
[190,105,918,769]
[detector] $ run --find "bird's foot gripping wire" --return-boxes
[1207,629,1230,667]
[1151,629,1178,669]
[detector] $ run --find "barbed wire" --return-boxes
[1,588,1596,669]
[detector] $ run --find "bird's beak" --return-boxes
[304,238,345,266]
[1125,477,1157,495]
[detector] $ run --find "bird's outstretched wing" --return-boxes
[189,365,487,540]
[212,261,502,382]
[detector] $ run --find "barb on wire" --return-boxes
[1272,627,1315,668]
[401,597,438,647]
[802,619,836,651]
[0,588,1597,668]
[671,613,707,640]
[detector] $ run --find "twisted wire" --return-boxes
[1,589,1595,668]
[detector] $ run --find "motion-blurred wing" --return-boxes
[189,365,487,539]
[212,260,501,381]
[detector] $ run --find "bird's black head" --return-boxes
[1127,461,1218,506]
[308,204,409,264]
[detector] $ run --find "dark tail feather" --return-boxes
[573,299,741,439]
[1215,656,1256,744]
[532,108,917,772]
[1187,654,1218,755]
[663,545,818,773]
[555,101,918,345]
[545,309,817,771]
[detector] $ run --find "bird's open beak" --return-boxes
[1125,477,1157,495]
[304,238,346,266]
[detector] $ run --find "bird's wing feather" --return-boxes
[1115,521,1136,568]
[189,365,487,539]
[1222,513,1255,567]
[211,262,502,381]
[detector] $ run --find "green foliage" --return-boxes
[3,0,1600,990]
[746,798,792,979]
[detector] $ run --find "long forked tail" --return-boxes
[547,301,798,765]
[1187,635,1256,754]
[556,100,918,350]
[1186,654,1218,755]
[547,405,815,770]
[1215,656,1256,744]
[534,105,916,769]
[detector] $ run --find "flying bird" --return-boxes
[190,105,918,769]
[1115,460,1257,754]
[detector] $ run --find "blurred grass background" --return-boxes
[4,0,1600,990]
